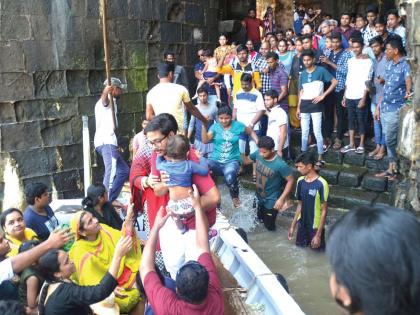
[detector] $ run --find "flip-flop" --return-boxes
[340,145,356,153]
[355,146,365,154]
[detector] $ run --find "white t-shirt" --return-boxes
[267,106,289,149]
[234,88,265,130]
[345,57,373,100]
[94,98,118,148]
[146,82,190,131]
[0,258,14,285]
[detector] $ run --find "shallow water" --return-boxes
[217,185,341,315]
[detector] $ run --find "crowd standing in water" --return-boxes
[1,3,419,315]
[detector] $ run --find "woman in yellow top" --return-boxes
[69,205,142,314]
[1,208,39,257]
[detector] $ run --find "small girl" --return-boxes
[156,135,209,232]
[132,117,149,158]
[18,240,43,315]
[194,49,222,102]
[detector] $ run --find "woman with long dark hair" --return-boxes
[37,236,133,315]
[81,183,123,230]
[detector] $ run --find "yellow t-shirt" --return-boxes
[6,228,38,257]
[146,82,190,130]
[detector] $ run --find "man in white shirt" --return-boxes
[341,37,373,154]
[233,72,265,180]
[94,77,129,206]
[264,89,289,159]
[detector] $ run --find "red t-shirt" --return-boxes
[150,149,217,230]
[144,252,224,315]
[243,17,263,43]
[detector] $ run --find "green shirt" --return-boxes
[250,152,292,209]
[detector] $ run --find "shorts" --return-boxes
[257,205,278,231]
[167,198,195,217]
[239,130,261,154]
[296,222,325,251]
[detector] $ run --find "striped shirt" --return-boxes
[268,64,289,110]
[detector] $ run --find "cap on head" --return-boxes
[103,77,127,90]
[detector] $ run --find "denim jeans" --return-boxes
[208,159,240,198]
[370,102,386,145]
[334,90,347,140]
[301,112,324,155]
[380,110,400,163]
[96,144,129,202]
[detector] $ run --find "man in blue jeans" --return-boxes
[94,78,129,206]
[375,38,411,180]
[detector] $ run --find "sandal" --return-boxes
[323,143,331,153]
[333,139,342,150]
[340,145,355,153]
[373,152,385,160]
[368,147,380,157]
[232,198,241,208]
[355,146,365,154]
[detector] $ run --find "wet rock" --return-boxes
[14,100,45,122]
[343,151,366,166]
[57,144,83,172]
[365,156,390,171]
[0,42,25,72]
[319,165,340,185]
[0,102,16,123]
[160,22,182,42]
[53,170,82,192]
[34,71,67,99]
[10,148,57,178]
[361,174,388,192]
[338,166,367,187]
[42,98,78,120]
[115,19,140,41]
[1,15,31,40]
[373,193,392,207]
[323,150,343,165]
[40,119,74,147]
[78,96,98,116]
[1,122,42,152]
[23,41,57,72]
[119,93,143,114]
[329,186,377,209]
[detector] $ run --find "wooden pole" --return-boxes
[100,0,117,131]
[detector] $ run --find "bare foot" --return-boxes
[232,198,241,208]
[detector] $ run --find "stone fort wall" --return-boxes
[0,0,220,209]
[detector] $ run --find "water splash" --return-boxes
[51,0,71,68]
[217,183,259,233]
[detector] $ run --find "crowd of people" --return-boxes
[0,3,419,315]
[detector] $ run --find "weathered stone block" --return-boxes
[58,40,95,70]
[1,122,42,152]
[108,41,125,70]
[30,15,52,40]
[125,42,148,69]
[115,18,140,41]
[40,118,74,147]
[160,22,182,42]
[343,151,366,166]
[77,96,98,116]
[117,113,136,136]
[22,175,54,191]
[71,116,83,144]
[167,2,185,22]
[27,0,52,15]
[128,0,165,20]
[23,41,57,72]
[84,18,102,42]
[57,144,83,171]
[182,24,193,42]
[1,0,29,15]
[361,174,388,192]
[0,102,16,123]
[86,0,100,17]
[34,71,67,99]
[205,8,219,26]
[373,192,392,207]
[108,0,128,18]
[119,93,143,114]
[338,166,367,187]
[1,15,31,40]
[329,186,377,209]
[66,71,90,96]
[10,148,57,178]
[323,150,343,165]
[14,100,43,122]
[89,70,106,94]
[319,167,339,185]
[0,72,34,102]
[42,98,78,120]
[126,69,148,93]
[365,157,389,171]
[53,170,82,192]
[0,42,25,72]
[185,4,204,25]
[63,188,84,199]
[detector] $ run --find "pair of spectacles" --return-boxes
[149,136,167,147]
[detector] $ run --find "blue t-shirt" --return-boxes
[296,176,329,229]
[209,121,246,163]
[23,205,59,241]
[156,156,209,187]
[249,152,292,209]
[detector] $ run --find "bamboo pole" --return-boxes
[100,0,117,131]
